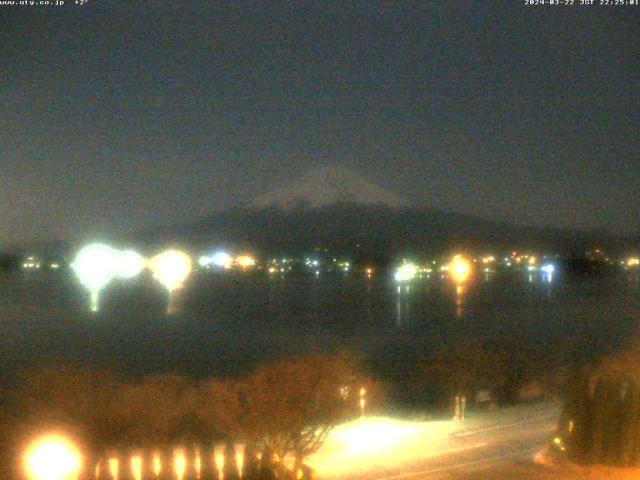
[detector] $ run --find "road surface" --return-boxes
[311,402,560,479]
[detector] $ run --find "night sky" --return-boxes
[1,1,638,247]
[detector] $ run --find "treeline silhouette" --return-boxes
[560,346,640,467]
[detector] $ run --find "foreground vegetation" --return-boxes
[560,346,640,467]
[0,354,381,479]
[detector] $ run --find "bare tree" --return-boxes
[238,354,365,471]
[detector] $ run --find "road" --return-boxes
[313,402,560,480]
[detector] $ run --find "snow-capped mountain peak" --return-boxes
[252,166,411,209]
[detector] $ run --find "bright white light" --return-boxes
[306,417,457,478]
[394,263,417,282]
[541,264,555,274]
[72,243,117,291]
[149,250,192,292]
[199,251,233,269]
[72,243,119,311]
[114,250,145,279]
[332,420,416,454]
[24,434,82,480]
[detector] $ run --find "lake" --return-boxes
[1,268,639,381]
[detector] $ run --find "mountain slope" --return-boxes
[252,166,411,209]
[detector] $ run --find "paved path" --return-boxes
[318,402,560,480]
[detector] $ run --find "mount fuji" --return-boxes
[252,166,411,209]
[115,167,627,258]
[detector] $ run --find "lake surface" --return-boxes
[1,269,639,379]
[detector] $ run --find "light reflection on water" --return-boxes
[0,270,639,377]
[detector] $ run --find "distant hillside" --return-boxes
[130,203,620,260]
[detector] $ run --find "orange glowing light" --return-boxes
[449,255,471,284]
[131,456,142,480]
[235,255,256,268]
[152,453,161,477]
[214,445,225,480]
[194,450,201,479]
[235,444,245,479]
[23,434,82,480]
[108,458,119,480]
[174,450,186,480]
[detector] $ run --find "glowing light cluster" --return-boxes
[394,263,417,283]
[24,434,82,480]
[72,243,148,311]
[22,256,42,270]
[627,257,640,268]
[72,243,196,313]
[449,255,471,284]
[235,255,256,269]
[199,251,233,269]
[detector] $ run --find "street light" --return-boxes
[199,251,233,269]
[449,255,471,284]
[23,434,82,480]
[394,263,417,283]
[72,243,118,312]
[149,250,192,314]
